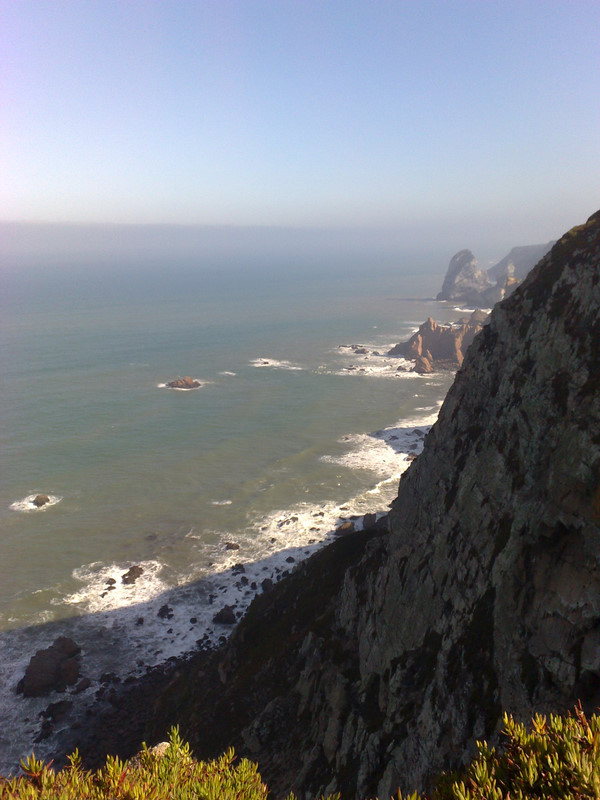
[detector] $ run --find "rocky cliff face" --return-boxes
[438,241,554,307]
[487,242,555,283]
[436,249,491,305]
[388,309,488,372]
[138,212,600,799]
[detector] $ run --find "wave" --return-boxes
[249,358,303,370]
[9,494,62,512]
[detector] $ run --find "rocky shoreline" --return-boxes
[49,211,600,799]
[387,309,488,373]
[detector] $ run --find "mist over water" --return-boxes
[0,240,461,770]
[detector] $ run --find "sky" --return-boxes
[1,0,599,257]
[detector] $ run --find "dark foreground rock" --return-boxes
[17,637,81,697]
[212,605,237,625]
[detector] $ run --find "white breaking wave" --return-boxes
[63,560,167,614]
[9,494,62,512]
[249,357,303,370]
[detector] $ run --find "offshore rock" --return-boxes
[33,494,50,508]
[122,565,144,585]
[166,376,201,389]
[17,637,81,697]
[388,310,487,369]
[436,249,491,304]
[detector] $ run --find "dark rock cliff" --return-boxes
[131,212,600,799]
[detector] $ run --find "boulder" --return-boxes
[157,605,173,620]
[166,376,201,389]
[33,494,50,508]
[363,513,377,529]
[213,605,237,625]
[414,355,434,374]
[17,637,81,697]
[122,565,144,585]
[336,521,355,536]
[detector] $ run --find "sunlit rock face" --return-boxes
[437,249,491,304]
[140,212,600,800]
[388,309,488,369]
[438,241,555,307]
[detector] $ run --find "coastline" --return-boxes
[0,412,434,773]
[0,299,462,775]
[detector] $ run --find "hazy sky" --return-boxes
[2,1,598,246]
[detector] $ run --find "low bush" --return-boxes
[403,704,600,800]
[3,706,600,799]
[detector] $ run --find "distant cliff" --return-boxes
[437,241,554,306]
[81,212,600,799]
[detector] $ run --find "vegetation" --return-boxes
[0,728,279,800]
[3,707,600,799]
[414,704,600,800]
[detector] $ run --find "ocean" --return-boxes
[0,255,460,771]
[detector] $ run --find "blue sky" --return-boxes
[1,1,598,248]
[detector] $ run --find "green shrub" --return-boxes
[412,704,600,800]
[4,707,600,799]
[0,727,277,800]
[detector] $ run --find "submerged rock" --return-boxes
[121,565,144,585]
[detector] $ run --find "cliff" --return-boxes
[437,241,554,306]
[77,212,600,799]
[436,249,491,305]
